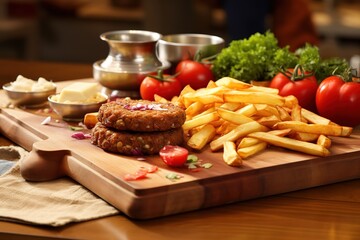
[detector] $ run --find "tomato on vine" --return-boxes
[270,65,318,112]
[175,53,215,90]
[316,74,360,127]
[140,70,182,101]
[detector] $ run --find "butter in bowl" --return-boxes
[2,75,57,107]
[48,82,108,121]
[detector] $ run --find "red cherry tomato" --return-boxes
[316,76,360,127]
[270,68,318,112]
[140,72,182,101]
[175,60,214,89]
[268,72,290,90]
[144,165,159,173]
[159,145,188,167]
[123,169,148,181]
[123,165,159,181]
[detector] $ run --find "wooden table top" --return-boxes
[0,59,359,240]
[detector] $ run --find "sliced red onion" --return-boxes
[71,132,91,140]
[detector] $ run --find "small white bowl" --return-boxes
[48,94,108,121]
[3,82,57,106]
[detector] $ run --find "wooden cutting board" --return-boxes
[1,79,360,219]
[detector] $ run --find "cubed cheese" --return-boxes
[58,82,99,103]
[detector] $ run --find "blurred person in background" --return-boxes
[223,0,319,51]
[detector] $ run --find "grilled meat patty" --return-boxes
[97,98,186,132]
[91,122,184,155]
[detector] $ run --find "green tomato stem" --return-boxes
[147,69,178,83]
[279,64,314,81]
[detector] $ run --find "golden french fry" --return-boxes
[213,102,223,109]
[291,132,319,142]
[171,95,180,105]
[317,134,332,148]
[254,104,280,117]
[215,120,238,135]
[206,80,217,88]
[246,85,279,94]
[187,125,202,136]
[181,98,192,109]
[219,102,245,111]
[237,142,267,159]
[283,95,299,108]
[216,121,229,135]
[185,101,205,118]
[209,119,225,128]
[210,121,268,151]
[248,132,330,157]
[179,84,195,96]
[183,93,224,105]
[188,86,227,97]
[224,90,285,106]
[187,124,216,150]
[154,94,169,103]
[268,128,293,137]
[238,137,260,148]
[238,128,292,148]
[216,107,254,125]
[215,77,252,90]
[275,121,353,137]
[223,141,242,167]
[291,104,304,122]
[235,104,257,117]
[217,78,279,94]
[178,85,196,108]
[257,115,281,128]
[301,108,331,125]
[182,111,219,131]
[276,106,292,121]
[221,122,238,135]
[83,112,98,129]
[192,107,216,119]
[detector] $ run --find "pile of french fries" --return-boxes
[154,77,353,167]
[84,77,353,167]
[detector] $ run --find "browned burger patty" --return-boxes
[97,98,186,132]
[91,123,184,155]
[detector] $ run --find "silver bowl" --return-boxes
[3,82,57,106]
[157,33,225,66]
[48,93,108,121]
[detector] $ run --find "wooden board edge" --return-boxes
[0,111,42,150]
[63,151,360,219]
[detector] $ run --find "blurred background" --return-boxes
[0,0,359,64]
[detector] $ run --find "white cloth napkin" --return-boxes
[0,146,119,227]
